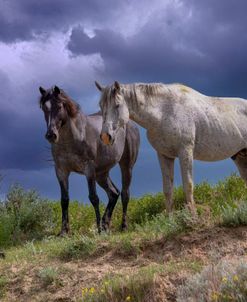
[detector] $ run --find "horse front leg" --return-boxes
[56,169,70,236]
[157,153,175,213]
[178,148,197,215]
[96,174,120,232]
[86,163,101,233]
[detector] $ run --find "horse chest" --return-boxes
[146,129,178,158]
[52,147,93,174]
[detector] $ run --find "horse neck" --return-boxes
[60,111,87,143]
[123,84,169,129]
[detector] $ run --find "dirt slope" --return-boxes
[1,226,247,302]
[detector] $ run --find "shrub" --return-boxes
[177,259,247,302]
[134,208,197,241]
[38,267,60,287]
[220,201,247,227]
[0,185,53,247]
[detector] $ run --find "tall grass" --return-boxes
[80,265,163,302]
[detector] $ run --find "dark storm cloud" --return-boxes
[0,0,124,43]
[0,13,32,43]
[67,0,247,96]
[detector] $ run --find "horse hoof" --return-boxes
[57,230,69,237]
[97,226,103,234]
[101,222,110,233]
[121,224,128,232]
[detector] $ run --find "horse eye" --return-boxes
[116,104,120,109]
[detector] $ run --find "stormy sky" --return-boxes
[0,0,247,202]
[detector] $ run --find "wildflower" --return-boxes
[233,275,239,282]
[82,288,88,296]
[222,277,228,283]
[211,292,218,301]
[104,281,109,286]
[89,287,95,294]
[126,296,131,301]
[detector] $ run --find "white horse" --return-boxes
[95,81,247,213]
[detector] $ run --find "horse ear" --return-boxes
[114,81,120,91]
[39,86,46,96]
[95,81,104,92]
[54,85,60,95]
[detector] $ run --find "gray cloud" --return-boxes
[0,0,125,43]
[67,0,247,96]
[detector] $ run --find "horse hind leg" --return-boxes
[232,149,247,183]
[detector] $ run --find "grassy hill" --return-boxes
[0,174,247,301]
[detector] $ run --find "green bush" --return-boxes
[221,201,247,227]
[0,185,53,247]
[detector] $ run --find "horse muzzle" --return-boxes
[45,130,58,143]
[100,132,114,145]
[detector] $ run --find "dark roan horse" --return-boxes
[39,86,140,235]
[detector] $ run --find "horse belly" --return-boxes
[194,133,246,161]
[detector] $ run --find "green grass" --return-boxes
[0,174,246,255]
[0,208,197,264]
[0,174,246,263]
[0,276,8,298]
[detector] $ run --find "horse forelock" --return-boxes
[39,88,80,118]
[100,86,114,107]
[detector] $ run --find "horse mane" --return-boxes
[134,83,166,97]
[39,88,80,118]
[59,91,80,118]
